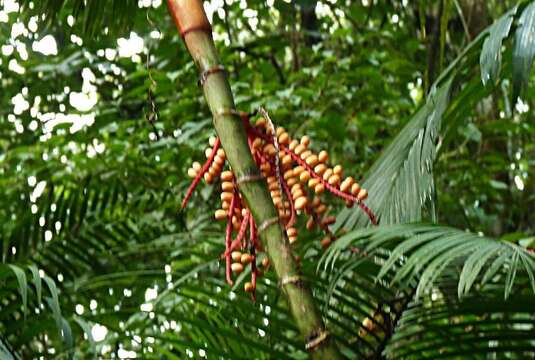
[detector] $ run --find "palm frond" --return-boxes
[318,223,535,358]
[321,224,535,300]
[384,277,535,359]
[0,263,71,357]
[513,2,535,102]
[481,5,518,86]
[18,0,138,37]
[335,1,535,231]
[335,77,453,230]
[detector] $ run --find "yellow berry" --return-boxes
[286,177,298,186]
[211,161,222,172]
[287,227,297,237]
[187,168,198,178]
[221,192,233,202]
[244,282,254,292]
[231,262,244,273]
[314,164,327,175]
[359,317,374,337]
[357,188,368,201]
[283,169,294,180]
[263,144,277,156]
[231,251,242,262]
[299,171,311,182]
[291,183,301,194]
[276,127,285,136]
[318,150,328,163]
[328,174,341,186]
[215,209,227,220]
[208,167,217,178]
[295,196,308,210]
[252,138,262,149]
[289,139,299,151]
[340,177,354,192]
[222,181,234,192]
[308,178,320,188]
[322,169,333,181]
[316,204,327,214]
[208,136,217,147]
[221,171,234,181]
[300,135,310,147]
[278,132,289,144]
[333,165,343,175]
[256,118,266,128]
[192,161,202,171]
[292,189,304,200]
[351,183,361,195]
[306,217,315,230]
[214,155,225,166]
[293,166,304,175]
[204,172,213,184]
[241,253,253,264]
[294,144,306,155]
[232,216,240,230]
[322,216,336,225]
[260,163,271,173]
[300,150,312,160]
[305,154,319,166]
[282,154,292,166]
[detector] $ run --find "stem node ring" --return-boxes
[199,65,227,87]
[257,217,279,233]
[305,329,330,351]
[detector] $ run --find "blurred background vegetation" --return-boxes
[1,0,535,358]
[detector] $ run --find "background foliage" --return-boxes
[1,0,535,358]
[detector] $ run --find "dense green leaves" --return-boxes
[321,224,535,299]
[385,290,535,359]
[7,265,27,320]
[337,2,535,233]
[19,0,137,37]
[1,0,535,358]
[481,6,517,86]
[513,2,535,102]
[335,78,452,230]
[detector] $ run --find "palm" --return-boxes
[1,0,534,358]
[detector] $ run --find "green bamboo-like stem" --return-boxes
[167,1,341,358]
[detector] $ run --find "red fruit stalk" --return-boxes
[228,210,250,254]
[181,138,221,209]
[282,145,377,225]
[225,191,237,285]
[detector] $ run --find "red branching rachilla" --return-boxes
[182,110,377,297]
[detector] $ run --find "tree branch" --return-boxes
[166,1,341,358]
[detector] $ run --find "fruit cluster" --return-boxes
[182,112,376,297]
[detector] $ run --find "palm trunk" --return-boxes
[166,1,341,358]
